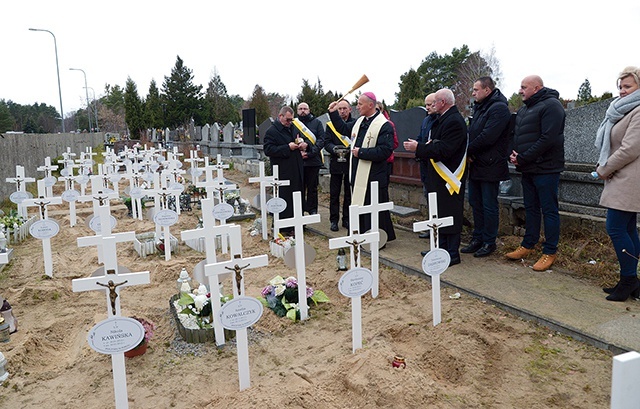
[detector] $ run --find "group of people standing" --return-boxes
[264,67,640,303]
[263,94,397,243]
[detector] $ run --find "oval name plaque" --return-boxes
[266,197,287,214]
[9,191,29,204]
[87,317,145,355]
[89,215,118,233]
[218,296,264,330]
[61,189,80,202]
[153,209,179,226]
[212,203,235,221]
[421,248,451,277]
[338,267,374,298]
[29,219,60,239]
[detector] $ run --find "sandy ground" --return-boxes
[0,177,614,408]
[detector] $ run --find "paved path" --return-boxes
[237,176,640,353]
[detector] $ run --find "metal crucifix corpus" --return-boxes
[225,263,250,295]
[96,279,128,315]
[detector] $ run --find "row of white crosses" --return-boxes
[72,202,149,409]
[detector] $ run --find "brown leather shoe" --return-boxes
[505,246,533,260]
[532,254,556,271]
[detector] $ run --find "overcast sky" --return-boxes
[2,1,638,116]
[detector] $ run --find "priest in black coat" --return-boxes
[328,92,396,243]
[404,88,468,265]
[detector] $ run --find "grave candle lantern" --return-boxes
[176,268,192,295]
[337,248,348,271]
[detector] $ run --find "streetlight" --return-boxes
[29,28,65,133]
[84,86,99,132]
[69,68,92,132]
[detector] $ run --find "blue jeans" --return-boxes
[606,208,640,277]
[520,173,560,254]
[468,179,500,245]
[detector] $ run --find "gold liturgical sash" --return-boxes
[350,114,388,206]
[430,152,467,194]
[327,121,351,147]
[293,118,323,163]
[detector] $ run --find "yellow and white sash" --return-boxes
[326,121,351,148]
[430,152,467,195]
[292,118,317,144]
[350,114,388,206]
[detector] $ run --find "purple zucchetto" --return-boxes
[362,92,376,103]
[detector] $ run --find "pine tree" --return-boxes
[0,100,16,132]
[124,77,145,139]
[161,55,203,128]
[203,70,240,125]
[577,79,592,105]
[248,85,271,126]
[144,79,164,129]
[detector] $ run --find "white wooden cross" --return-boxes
[76,186,120,264]
[412,191,454,326]
[22,184,63,277]
[145,174,181,261]
[37,156,59,198]
[6,165,36,219]
[78,203,136,267]
[204,225,267,367]
[121,164,145,220]
[274,191,320,321]
[209,154,229,181]
[58,171,79,227]
[266,165,290,239]
[346,181,393,298]
[248,161,275,240]
[75,151,94,196]
[72,235,149,409]
[611,351,640,408]
[160,161,186,215]
[184,149,204,183]
[196,156,227,199]
[180,197,239,345]
[329,229,378,352]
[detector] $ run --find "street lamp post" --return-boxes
[85,86,99,132]
[69,68,92,132]
[29,28,65,133]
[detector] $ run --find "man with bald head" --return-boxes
[506,75,565,271]
[404,88,468,265]
[328,92,396,243]
[415,93,438,239]
[324,100,355,231]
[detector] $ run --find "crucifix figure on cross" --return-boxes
[96,279,129,315]
[225,263,250,295]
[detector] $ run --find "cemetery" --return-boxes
[0,100,638,407]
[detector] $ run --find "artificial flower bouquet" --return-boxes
[260,275,329,321]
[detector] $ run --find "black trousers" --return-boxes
[329,172,351,224]
[303,166,320,213]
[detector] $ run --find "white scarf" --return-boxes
[595,89,640,166]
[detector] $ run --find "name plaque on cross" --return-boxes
[338,267,374,298]
[87,317,145,354]
[218,296,263,330]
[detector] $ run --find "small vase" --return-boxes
[124,341,148,358]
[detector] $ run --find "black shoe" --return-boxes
[342,220,349,229]
[606,276,640,302]
[330,222,339,232]
[309,210,317,215]
[603,281,619,294]
[474,243,497,258]
[418,232,430,239]
[420,250,428,256]
[449,257,461,266]
[460,239,482,254]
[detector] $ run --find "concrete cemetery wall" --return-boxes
[0,133,104,200]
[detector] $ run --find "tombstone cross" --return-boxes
[6,166,36,219]
[346,181,393,298]
[72,236,150,409]
[22,190,63,277]
[274,191,320,321]
[412,192,454,326]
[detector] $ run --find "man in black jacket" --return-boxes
[323,100,355,231]
[506,75,565,271]
[461,77,511,257]
[263,106,307,231]
[294,102,325,215]
[404,88,467,265]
